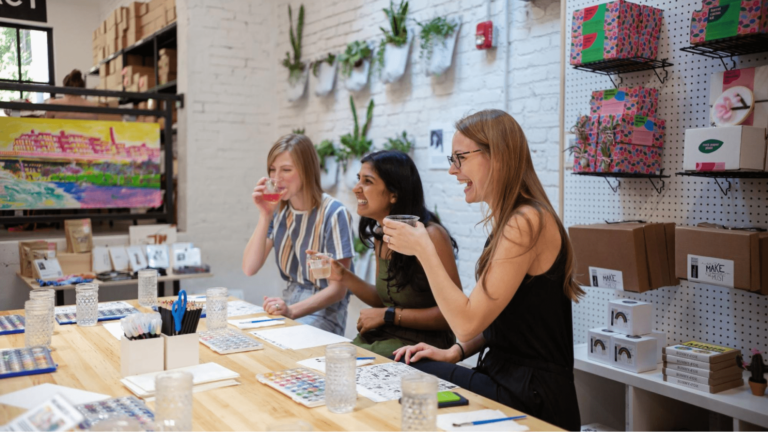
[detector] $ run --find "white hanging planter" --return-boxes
[313,60,337,97]
[425,22,461,77]
[344,59,370,93]
[344,157,363,189]
[381,32,414,84]
[286,66,309,102]
[320,156,339,190]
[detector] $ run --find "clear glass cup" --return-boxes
[264,179,285,203]
[76,283,99,327]
[267,420,313,431]
[154,371,193,432]
[400,373,438,431]
[324,344,357,414]
[205,287,228,332]
[308,252,334,280]
[385,215,420,227]
[138,269,158,308]
[24,299,52,348]
[29,288,55,335]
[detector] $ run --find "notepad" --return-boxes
[121,362,240,398]
[436,409,530,431]
[250,325,350,350]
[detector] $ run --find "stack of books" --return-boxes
[662,341,743,393]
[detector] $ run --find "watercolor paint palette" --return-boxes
[55,302,140,325]
[75,396,155,431]
[0,346,57,379]
[199,329,264,354]
[256,367,326,408]
[0,315,25,335]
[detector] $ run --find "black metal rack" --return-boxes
[572,57,672,88]
[0,82,182,226]
[675,171,768,196]
[680,34,768,70]
[573,171,670,194]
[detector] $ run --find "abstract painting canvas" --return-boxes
[0,118,163,210]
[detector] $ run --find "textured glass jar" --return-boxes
[24,299,52,348]
[29,288,55,334]
[138,269,158,308]
[324,344,357,413]
[154,371,193,431]
[205,287,228,331]
[75,283,99,327]
[400,373,437,431]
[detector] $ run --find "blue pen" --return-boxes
[356,357,375,360]
[245,318,285,324]
[452,415,527,427]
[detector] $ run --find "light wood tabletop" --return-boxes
[0,299,562,431]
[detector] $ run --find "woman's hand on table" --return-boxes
[393,343,462,365]
[262,296,293,319]
[381,220,433,258]
[306,249,345,282]
[357,307,386,334]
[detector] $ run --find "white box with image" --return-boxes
[607,299,651,336]
[588,327,617,364]
[611,333,657,373]
[684,126,766,171]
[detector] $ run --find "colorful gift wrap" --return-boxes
[571,0,643,66]
[590,86,659,116]
[600,114,666,147]
[572,115,600,172]
[690,0,768,45]
[595,142,663,174]
[638,5,663,60]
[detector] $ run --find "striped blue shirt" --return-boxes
[268,194,355,289]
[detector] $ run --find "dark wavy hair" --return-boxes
[359,150,458,292]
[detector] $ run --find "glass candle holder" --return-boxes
[385,215,420,227]
[205,287,228,332]
[154,371,193,431]
[308,253,334,280]
[138,269,158,308]
[24,299,52,348]
[76,283,99,327]
[324,344,357,414]
[400,373,438,431]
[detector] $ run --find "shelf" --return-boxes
[119,81,177,104]
[675,171,768,196]
[573,171,670,194]
[680,34,768,70]
[572,57,672,87]
[88,22,178,75]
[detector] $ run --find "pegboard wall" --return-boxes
[564,0,768,356]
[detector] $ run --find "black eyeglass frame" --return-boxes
[447,149,483,168]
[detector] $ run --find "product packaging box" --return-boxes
[600,114,666,147]
[691,0,768,45]
[675,226,761,291]
[57,252,93,275]
[607,298,652,335]
[163,333,199,370]
[594,143,662,174]
[64,219,93,253]
[663,366,742,386]
[19,241,56,278]
[594,116,665,174]
[588,327,617,363]
[683,126,767,171]
[709,66,768,130]
[590,86,659,117]
[611,333,657,373]
[121,336,164,377]
[571,0,642,66]
[572,115,599,173]
[663,341,741,364]
[638,5,663,60]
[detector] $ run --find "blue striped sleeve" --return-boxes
[324,204,355,261]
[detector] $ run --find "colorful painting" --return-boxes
[0,118,163,210]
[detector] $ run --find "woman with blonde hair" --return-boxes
[243,134,355,336]
[383,110,583,430]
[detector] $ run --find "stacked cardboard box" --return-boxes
[662,341,743,394]
[158,48,177,85]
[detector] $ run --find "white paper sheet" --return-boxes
[101,322,123,340]
[228,318,284,330]
[436,409,529,431]
[0,384,109,410]
[296,356,375,373]
[226,300,265,317]
[249,325,350,350]
[121,362,239,395]
[354,362,457,403]
[2,395,84,432]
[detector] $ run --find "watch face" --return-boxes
[385,307,396,324]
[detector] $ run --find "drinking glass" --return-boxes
[138,269,158,308]
[324,344,357,413]
[205,287,228,331]
[308,253,334,280]
[385,215,420,227]
[29,288,55,335]
[154,371,193,431]
[400,373,437,431]
[76,283,99,327]
[264,179,284,203]
[24,299,52,348]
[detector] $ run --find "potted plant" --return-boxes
[338,40,373,92]
[566,116,593,172]
[282,4,308,102]
[312,53,337,97]
[383,130,413,154]
[339,96,374,189]
[376,0,412,84]
[418,16,460,77]
[315,139,339,190]
[740,349,767,396]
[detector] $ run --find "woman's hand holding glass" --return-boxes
[306,250,345,281]
[381,219,433,258]
[252,177,283,215]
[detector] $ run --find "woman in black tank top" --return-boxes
[382,110,584,431]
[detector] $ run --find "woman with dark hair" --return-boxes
[383,110,583,431]
[309,150,461,357]
[45,69,98,120]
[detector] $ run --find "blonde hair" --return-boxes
[267,134,323,210]
[455,110,585,303]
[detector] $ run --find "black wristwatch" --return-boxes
[384,306,396,325]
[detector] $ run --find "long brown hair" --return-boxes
[455,110,584,302]
[267,134,324,210]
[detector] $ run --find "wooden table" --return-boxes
[0,299,561,431]
[17,272,214,305]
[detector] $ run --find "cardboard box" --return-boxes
[138,74,156,92]
[761,233,768,295]
[106,73,123,90]
[588,327,617,364]
[683,126,767,171]
[121,337,164,377]
[675,226,761,291]
[611,333,657,373]
[19,241,55,278]
[691,0,768,45]
[162,333,199,370]
[57,252,92,275]
[570,0,642,66]
[709,66,768,130]
[122,65,154,86]
[608,298,652,335]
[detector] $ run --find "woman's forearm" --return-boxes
[340,267,384,307]
[397,306,450,331]
[242,215,271,276]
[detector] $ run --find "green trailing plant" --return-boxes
[376,0,409,71]
[353,237,371,256]
[292,127,305,135]
[315,139,337,173]
[338,41,373,78]
[339,96,374,163]
[312,53,336,77]
[597,117,617,171]
[383,130,413,153]
[417,16,458,61]
[565,116,591,169]
[740,349,767,384]
[281,4,305,83]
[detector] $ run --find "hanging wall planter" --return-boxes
[281,4,306,101]
[313,54,337,97]
[320,157,339,190]
[339,40,373,93]
[287,66,309,102]
[380,32,413,84]
[418,17,461,77]
[344,157,363,190]
[345,59,371,93]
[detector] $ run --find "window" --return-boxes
[0,21,54,103]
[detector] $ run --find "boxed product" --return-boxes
[611,333,657,373]
[663,375,743,393]
[588,327,617,363]
[19,241,56,278]
[607,298,652,335]
[675,225,762,291]
[690,0,768,45]
[663,366,742,386]
[570,222,677,292]
[638,5,663,60]
[662,354,740,371]
[594,116,665,174]
[570,0,642,66]
[709,66,768,130]
[590,86,659,117]
[683,126,767,171]
[594,142,662,174]
[599,114,666,147]
[65,219,93,253]
[663,360,743,377]
[572,115,599,173]
[122,65,155,87]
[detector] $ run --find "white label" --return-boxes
[589,267,624,290]
[687,254,734,288]
[589,336,610,360]
[33,258,64,280]
[614,343,635,366]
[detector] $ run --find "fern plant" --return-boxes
[376,0,409,71]
[312,53,336,77]
[417,16,458,61]
[315,139,337,173]
[281,4,305,83]
[338,41,372,78]
[383,131,413,153]
[339,96,374,164]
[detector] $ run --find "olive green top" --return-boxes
[352,256,455,358]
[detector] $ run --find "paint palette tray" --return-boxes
[199,329,264,354]
[0,346,56,379]
[0,315,25,335]
[256,367,326,408]
[55,303,140,325]
[75,396,155,431]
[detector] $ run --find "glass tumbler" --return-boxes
[324,344,357,414]
[138,269,158,308]
[205,287,228,331]
[308,253,334,280]
[76,283,99,327]
[29,288,56,335]
[154,371,193,431]
[24,299,52,348]
[264,179,284,203]
[385,215,420,227]
[400,373,438,431]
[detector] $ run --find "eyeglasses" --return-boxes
[447,149,482,169]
